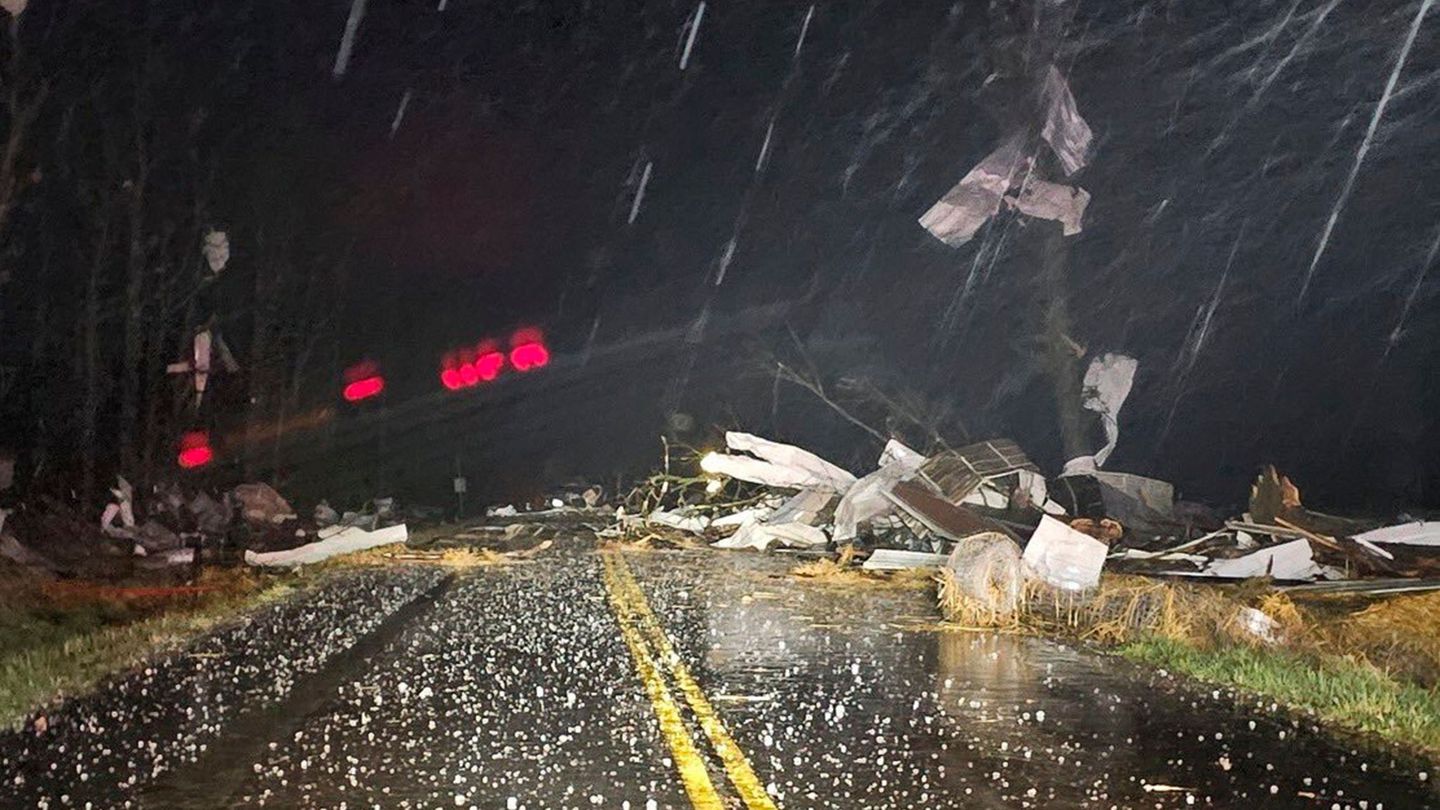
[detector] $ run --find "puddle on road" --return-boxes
[628,550,1440,808]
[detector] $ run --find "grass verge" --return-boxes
[937,567,1440,758]
[1120,638,1440,756]
[0,566,294,730]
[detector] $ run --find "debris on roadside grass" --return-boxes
[244,523,409,568]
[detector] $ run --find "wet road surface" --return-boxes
[4,550,1438,808]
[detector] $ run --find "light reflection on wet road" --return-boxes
[73,551,1440,807]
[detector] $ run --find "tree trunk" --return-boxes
[80,218,113,509]
[1039,220,1087,462]
[118,167,148,471]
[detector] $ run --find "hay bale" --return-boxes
[939,532,1025,625]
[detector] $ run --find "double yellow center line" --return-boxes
[601,550,777,810]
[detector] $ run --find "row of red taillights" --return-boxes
[179,328,551,468]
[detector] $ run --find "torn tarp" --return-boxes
[701,431,855,491]
[918,133,1030,247]
[245,523,407,568]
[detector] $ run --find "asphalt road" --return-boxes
[6,550,1439,808]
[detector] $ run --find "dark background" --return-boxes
[0,0,1436,512]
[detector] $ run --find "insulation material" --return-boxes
[647,510,710,534]
[766,488,833,526]
[918,133,1030,247]
[833,440,926,544]
[711,521,827,551]
[245,523,408,568]
[1040,65,1093,176]
[701,431,855,491]
[1006,179,1090,235]
[1022,515,1108,591]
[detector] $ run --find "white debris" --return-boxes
[701,431,855,491]
[1239,607,1279,644]
[1006,179,1090,235]
[918,132,1030,247]
[245,523,408,568]
[833,440,926,544]
[1164,538,1322,581]
[1039,66,1094,176]
[712,521,827,551]
[1354,521,1440,547]
[646,510,710,534]
[1022,516,1108,591]
[862,549,946,571]
[1062,353,1139,474]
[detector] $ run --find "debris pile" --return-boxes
[618,354,1440,605]
[0,478,442,579]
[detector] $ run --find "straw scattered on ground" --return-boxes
[790,547,935,590]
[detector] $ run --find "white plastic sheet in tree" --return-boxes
[1040,66,1093,176]
[918,133,1030,247]
[1007,179,1090,235]
[1063,353,1138,474]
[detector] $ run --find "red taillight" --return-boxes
[342,375,385,402]
[459,363,479,385]
[475,351,505,381]
[177,431,213,469]
[510,342,549,371]
[440,368,463,390]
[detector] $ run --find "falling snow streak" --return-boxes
[1203,0,1343,157]
[710,4,819,287]
[389,88,412,139]
[1178,219,1248,379]
[628,160,653,225]
[679,2,706,70]
[754,119,775,174]
[1386,223,1440,353]
[794,4,815,60]
[1298,0,1436,302]
[332,0,368,79]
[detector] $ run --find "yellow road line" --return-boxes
[608,552,779,810]
[602,555,726,809]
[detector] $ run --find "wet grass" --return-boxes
[0,565,293,730]
[936,567,1440,757]
[1120,637,1440,756]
